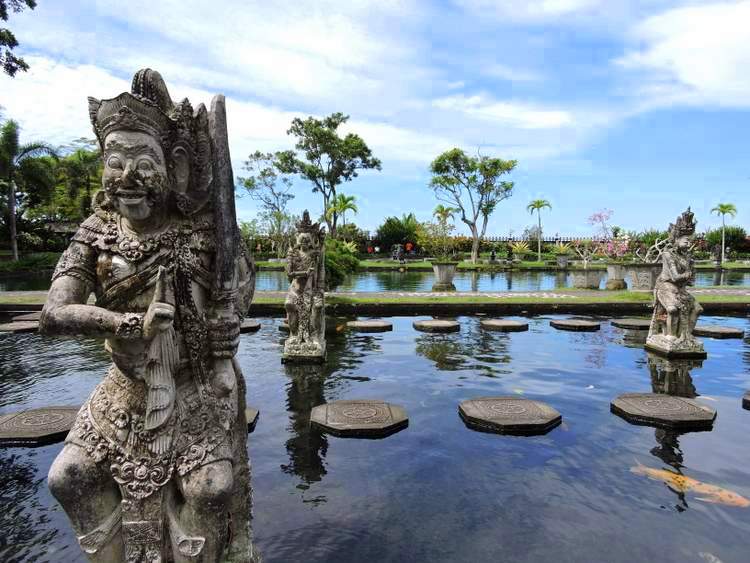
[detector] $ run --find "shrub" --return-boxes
[704,226,748,253]
[375,214,418,250]
[324,238,359,289]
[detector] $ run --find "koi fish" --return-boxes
[631,461,750,507]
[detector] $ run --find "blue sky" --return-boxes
[1,0,747,237]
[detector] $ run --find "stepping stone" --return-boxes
[310,400,408,438]
[743,392,750,411]
[480,319,529,332]
[611,318,651,330]
[413,319,460,333]
[0,321,38,334]
[347,319,393,333]
[458,396,562,435]
[693,325,745,339]
[279,320,344,335]
[240,319,261,334]
[610,393,716,430]
[11,311,41,322]
[278,321,289,333]
[245,407,259,432]
[550,319,600,332]
[0,406,80,446]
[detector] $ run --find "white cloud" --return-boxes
[483,63,542,82]
[433,94,574,129]
[453,0,603,21]
[616,1,750,107]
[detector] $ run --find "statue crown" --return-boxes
[296,210,326,240]
[669,207,697,240]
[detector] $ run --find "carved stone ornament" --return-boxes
[282,210,327,363]
[645,208,706,359]
[40,69,260,562]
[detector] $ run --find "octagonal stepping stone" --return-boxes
[310,400,408,438]
[480,319,529,332]
[693,325,745,339]
[0,406,80,446]
[458,396,562,435]
[610,393,716,430]
[347,319,393,333]
[11,311,41,322]
[743,392,750,411]
[245,407,259,432]
[240,319,261,334]
[611,318,651,330]
[550,319,600,332]
[0,321,38,334]
[413,319,460,333]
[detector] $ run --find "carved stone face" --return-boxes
[102,131,169,223]
[297,233,313,252]
[675,235,691,250]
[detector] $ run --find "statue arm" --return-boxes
[662,252,691,283]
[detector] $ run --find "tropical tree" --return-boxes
[327,193,358,232]
[711,203,737,264]
[429,147,516,263]
[57,141,101,219]
[375,213,419,250]
[433,204,456,224]
[0,119,57,260]
[276,112,381,237]
[1,1,37,77]
[526,199,551,262]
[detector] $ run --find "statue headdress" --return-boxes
[295,210,326,244]
[668,207,697,241]
[88,69,212,214]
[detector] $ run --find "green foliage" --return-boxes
[276,112,381,234]
[375,213,418,250]
[336,222,367,247]
[705,226,747,252]
[0,1,36,77]
[0,250,58,273]
[552,241,571,255]
[510,241,530,255]
[416,220,455,260]
[636,229,668,249]
[238,150,294,214]
[324,237,359,289]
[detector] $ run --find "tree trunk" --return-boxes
[470,226,479,263]
[537,211,542,262]
[721,217,726,265]
[8,179,18,261]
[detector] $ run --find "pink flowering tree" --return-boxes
[588,208,629,260]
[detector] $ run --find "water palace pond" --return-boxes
[1,315,749,562]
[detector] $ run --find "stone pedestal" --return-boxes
[605,264,627,290]
[431,262,458,291]
[571,269,602,289]
[645,334,706,359]
[626,263,662,291]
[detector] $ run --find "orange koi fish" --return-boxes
[631,461,750,507]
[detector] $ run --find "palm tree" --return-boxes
[0,120,58,260]
[433,204,456,224]
[526,199,551,262]
[711,203,738,265]
[334,193,358,229]
[58,146,101,219]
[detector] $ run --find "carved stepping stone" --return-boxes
[11,311,41,322]
[611,318,651,330]
[743,392,750,411]
[480,319,529,332]
[346,320,393,333]
[459,396,562,435]
[240,320,261,334]
[550,319,600,332]
[0,406,80,446]
[245,408,259,432]
[610,393,716,430]
[310,400,408,438]
[0,321,38,334]
[693,325,745,339]
[413,319,460,333]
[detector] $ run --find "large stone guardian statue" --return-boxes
[646,208,706,358]
[282,211,326,363]
[40,69,259,562]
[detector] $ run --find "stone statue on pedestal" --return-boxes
[646,208,706,358]
[40,69,259,562]
[282,211,326,363]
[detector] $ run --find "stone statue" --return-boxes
[283,211,326,363]
[40,69,259,562]
[646,208,706,358]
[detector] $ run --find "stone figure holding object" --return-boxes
[40,69,259,562]
[646,208,706,358]
[283,211,326,363]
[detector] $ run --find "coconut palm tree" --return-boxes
[526,199,551,262]
[0,120,58,260]
[711,203,738,265]
[333,193,358,229]
[433,204,456,224]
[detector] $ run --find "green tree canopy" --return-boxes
[1,1,36,77]
[526,199,551,262]
[711,202,738,264]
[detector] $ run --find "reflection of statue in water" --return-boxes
[40,70,258,562]
[283,211,326,363]
[646,208,705,358]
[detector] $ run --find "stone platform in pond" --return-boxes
[743,392,750,411]
[347,320,393,333]
[480,319,529,332]
[0,406,80,446]
[611,393,715,430]
[413,319,460,333]
[693,325,745,339]
[459,397,562,435]
[645,336,707,359]
[310,400,408,438]
[0,321,38,333]
[550,319,600,332]
[12,311,41,322]
[611,318,651,330]
[240,319,261,333]
[246,408,259,432]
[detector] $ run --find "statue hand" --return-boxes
[144,266,175,339]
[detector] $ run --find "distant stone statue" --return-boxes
[283,211,326,363]
[646,208,705,358]
[40,69,259,562]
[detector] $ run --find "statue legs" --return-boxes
[285,298,300,344]
[48,444,123,562]
[173,459,234,562]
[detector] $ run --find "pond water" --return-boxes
[1,315,749,562]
